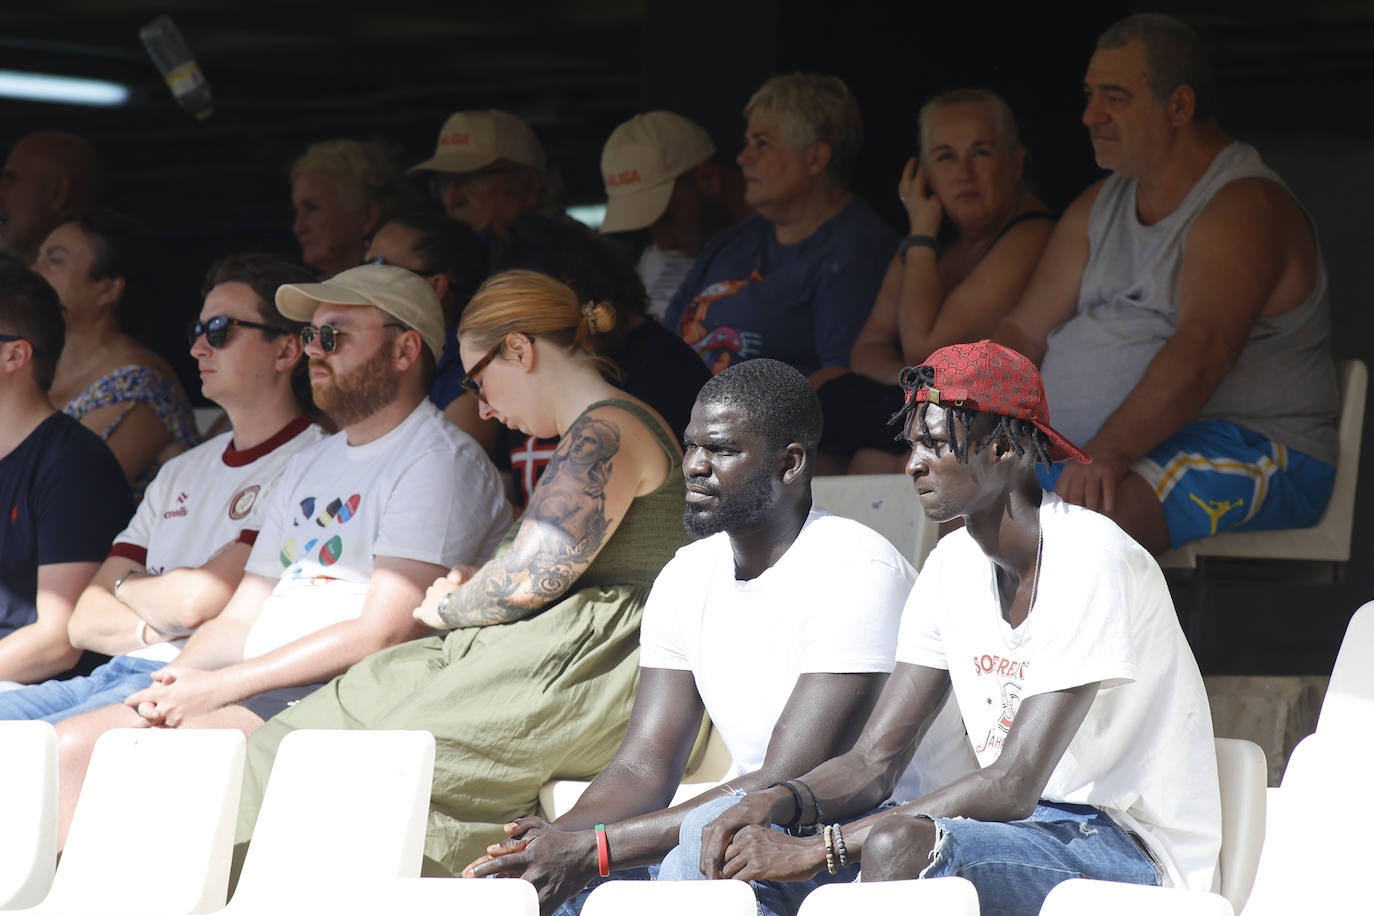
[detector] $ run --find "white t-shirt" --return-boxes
[110,416,327,663]
[640,508,975,800]
[241,400,511,660]
[896,492,1220,891]
[637,244,696,323]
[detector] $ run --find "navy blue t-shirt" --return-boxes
[663,198,897,376]
[0,412,134,636]
[429,332,465,411]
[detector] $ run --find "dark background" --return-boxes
[3,0,1371,674]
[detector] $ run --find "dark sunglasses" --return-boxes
[187,316,286,348]
[458,342,504,396]
[0,333,46,360]
[300,322,405,354]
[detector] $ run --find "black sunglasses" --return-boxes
[458,342,504,396]
[188,315,286,349]
[0,333,46,360]
[300,322,405,354]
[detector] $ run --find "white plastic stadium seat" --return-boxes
[1157,359,1366,569]
[798,877,979,915]
[1040,878,1234,915]
[582,879,757,916]
[1212,737,1266,913]
[302,877,538,916]
[12,728,245,916]
[812,472,938,571]
[1314,600,1374,739]
[223,729,435,913]
[540,720,736,821]
[0,722,57,910]
[1241,732,1370,914]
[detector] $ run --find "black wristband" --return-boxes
[898,234,942,262]
[790,778,823,826]
[767,781,804,830]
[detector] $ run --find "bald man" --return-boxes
[0,131,105,264]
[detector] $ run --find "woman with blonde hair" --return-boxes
[663,73,896,382]
[233,269,689,874]
[290,138,417,277]
[818,88,1054,473]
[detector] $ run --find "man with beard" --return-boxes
[464,358,972,915]
[43,263,511,847]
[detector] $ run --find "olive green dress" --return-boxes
[233,399,687,874]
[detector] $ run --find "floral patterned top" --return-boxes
[62,364,200,499]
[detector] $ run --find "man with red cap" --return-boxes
[660,340,1221,915]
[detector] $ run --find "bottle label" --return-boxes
[165,62,206,97]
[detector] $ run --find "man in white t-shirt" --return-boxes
[679,341,1220,915]
[465,358,973,915]
[45,263,511,847]
[0,253,323,725]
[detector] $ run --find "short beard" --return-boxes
[682,462,777,539]
[311,342,400,428]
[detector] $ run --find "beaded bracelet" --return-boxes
[832,822,849,869]
[594,824,610,877]
[823,824,837,874]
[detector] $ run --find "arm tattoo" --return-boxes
[438,414,623,628]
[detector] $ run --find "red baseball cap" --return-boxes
[904,340,1090,464]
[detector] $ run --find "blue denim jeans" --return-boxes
[658,795,1158,916]
[0,655,161,723]
[657,793,859,916]
[915,800,1161,915]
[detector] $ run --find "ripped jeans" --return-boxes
[659,795,1158,916]
[911,800,1161,915]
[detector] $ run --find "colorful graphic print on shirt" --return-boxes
[278,493,361,572]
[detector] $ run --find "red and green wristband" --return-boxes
[595,824,610,877]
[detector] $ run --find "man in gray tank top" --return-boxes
[995,13,1338,554]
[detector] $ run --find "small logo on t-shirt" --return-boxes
[229,485,260,521]
[9,506,16,523]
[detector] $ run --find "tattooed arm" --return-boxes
[426,411,642,629]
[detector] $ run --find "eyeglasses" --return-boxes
[187,315,286,348]
[428,166,516,198]
[0,333,45,360]
[458,342,504,396]
[300,322,406,354]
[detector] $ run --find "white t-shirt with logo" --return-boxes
[896,492,1220,891]
[241,399,511,660]
[640,508,975,800]
[110,416,327,663]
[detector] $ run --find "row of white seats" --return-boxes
[0,728,435,914]
[1,600,1367,914]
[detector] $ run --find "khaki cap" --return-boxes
[408,109,547,176]
[600,111,716,234]
[276,264,446,360]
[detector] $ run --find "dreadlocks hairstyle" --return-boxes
[889,364,1054,466]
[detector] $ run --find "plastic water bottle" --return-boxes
[138,16,213,121]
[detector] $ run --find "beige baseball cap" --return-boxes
[408,109,547,176]
[276,264,446,360]
[599,111,716,234]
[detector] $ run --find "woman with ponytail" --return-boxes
[234,269,690,875]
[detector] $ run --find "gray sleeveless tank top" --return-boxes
[1040,142,1338,464]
